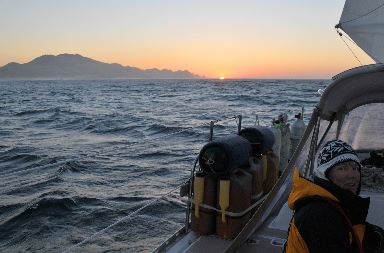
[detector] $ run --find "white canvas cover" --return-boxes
[317,103,384,151]
[338,0,384,63]
[319,64,384,120]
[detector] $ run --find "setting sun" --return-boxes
[220,76,225,80]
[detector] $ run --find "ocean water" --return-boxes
[0,79,329,252]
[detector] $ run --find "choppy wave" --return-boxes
[2,197,77,227]
[0,79,328,252]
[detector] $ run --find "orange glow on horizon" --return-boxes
[0,33,373,80]
[1,1,376,79]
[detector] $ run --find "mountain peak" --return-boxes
[0,54,201,79]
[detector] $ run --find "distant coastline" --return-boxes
[0,54,202,80]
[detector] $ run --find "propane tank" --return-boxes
[270,122,281,163]
[290,113,306,157]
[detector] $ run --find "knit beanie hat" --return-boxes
[315,139,361,180]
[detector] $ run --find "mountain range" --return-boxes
[0,54,201,79]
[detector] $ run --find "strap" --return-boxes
[325,199,365,253]
[191,194,267,218]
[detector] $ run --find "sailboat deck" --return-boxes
[238,190,384,252]
[236,205,289,253]
[156,189,384,253]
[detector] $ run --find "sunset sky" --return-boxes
[0,0,374,79]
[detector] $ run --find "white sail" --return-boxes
[338,0,384,63]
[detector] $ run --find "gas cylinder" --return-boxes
[191,172,217,235]
[216,168,252,239]
[290,113,306,157]
[278,113,291,173]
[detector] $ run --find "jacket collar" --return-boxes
[288,168,338,210]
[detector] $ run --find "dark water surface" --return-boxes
[0,79,328,252]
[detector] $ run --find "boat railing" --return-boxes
[59,114,249,253]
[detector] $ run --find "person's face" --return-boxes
[328,161,361,194]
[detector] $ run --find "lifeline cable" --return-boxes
[61,180,188,253]
[61,114,250,252]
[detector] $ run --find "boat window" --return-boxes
[295,103,384,178]
[318,103,384,151]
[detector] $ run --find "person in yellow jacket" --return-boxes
[284,139,384,253]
